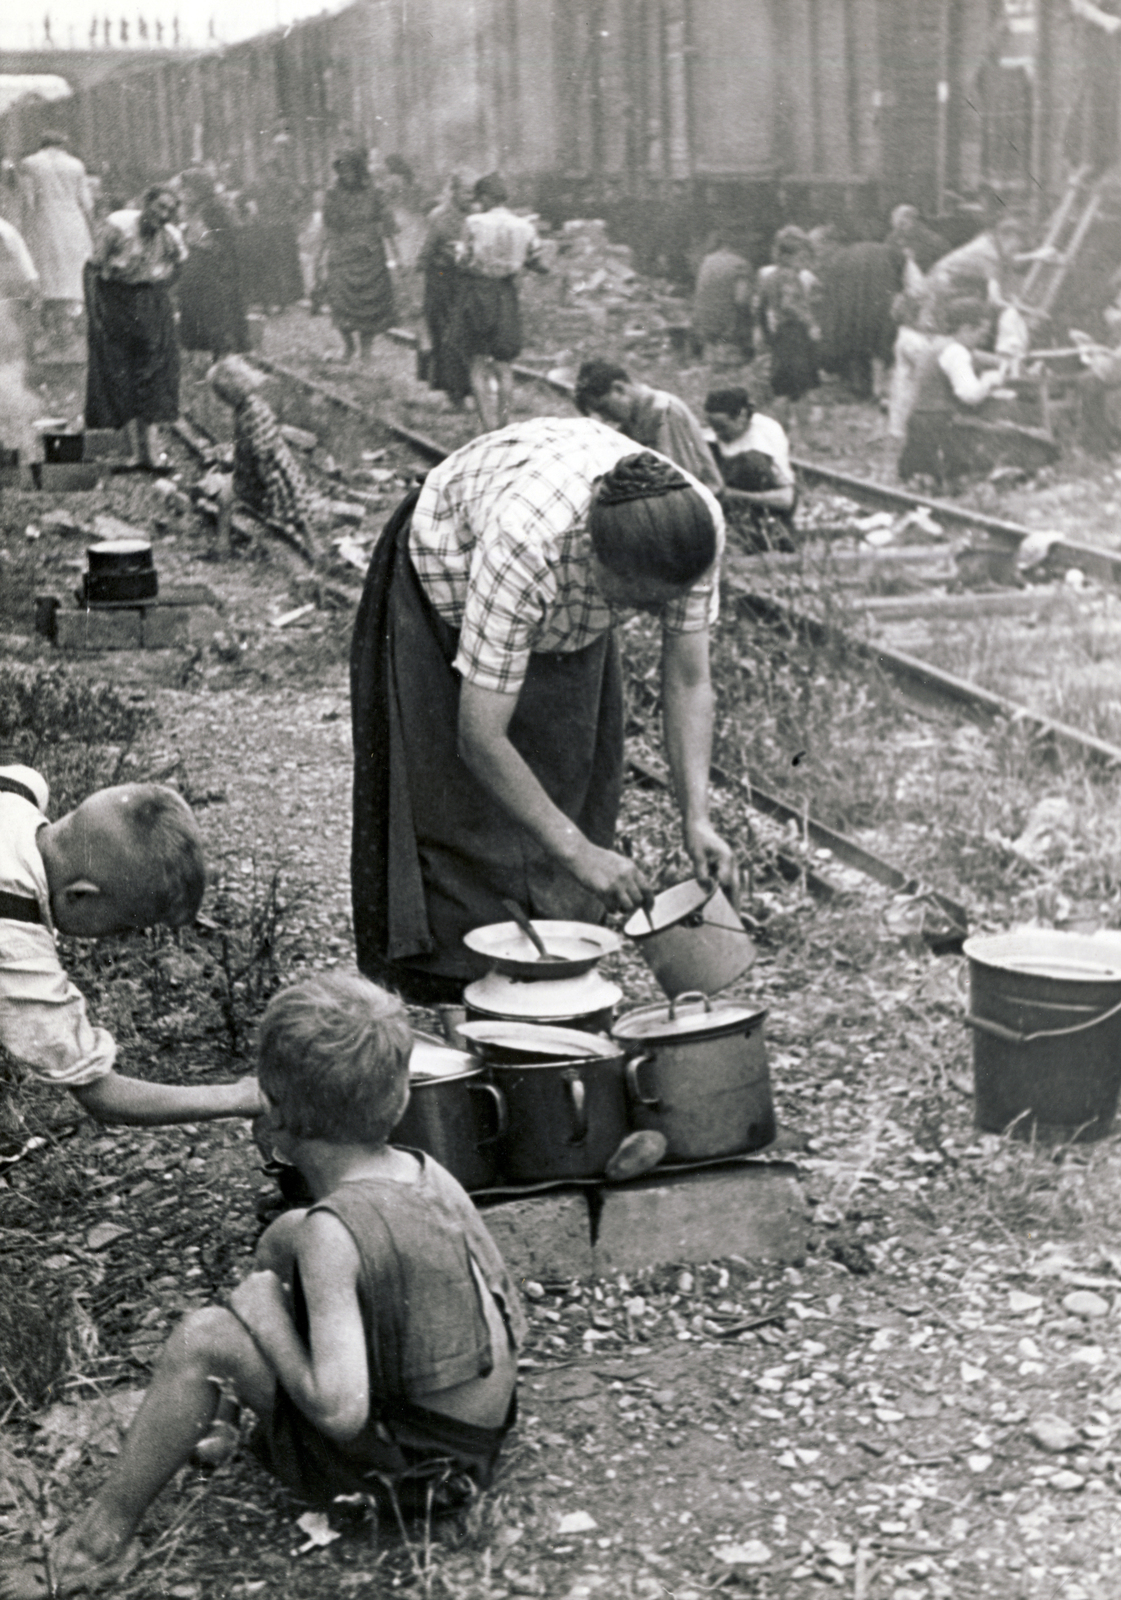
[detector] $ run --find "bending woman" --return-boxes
[350,417,738,1003]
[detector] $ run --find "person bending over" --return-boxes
[897,298,1005,489]
[0,765,261,1126]
[208,355,317,552]
[574,359,724,496]
[0,971,526,1599]
[351,418,738,1003]
[702,385,796,552]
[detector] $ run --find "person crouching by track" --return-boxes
[207,356,317,556]
[897,298,1006,491]
[448,173,546,432]
[702,386,797,552]
[351,418,738,1005]
[84,183,187,471]
[0,765,262,1128]
[574,359,724,497]
[0,971,526,1600]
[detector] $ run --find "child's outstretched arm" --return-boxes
[228,1209,369,1441]
[72,1069,263,1125]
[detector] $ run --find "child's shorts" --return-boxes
[251,1387,517,1515]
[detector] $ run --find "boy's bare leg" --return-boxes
[495,362,514,430]
[0,1309,274,1600]
[469,355,497,432]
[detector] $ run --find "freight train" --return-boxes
[1,1,1118,270]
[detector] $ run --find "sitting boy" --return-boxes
[0,764,261,1125]
[702,386,797,552]
[0,972,526,1598]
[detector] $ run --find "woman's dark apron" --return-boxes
[351,493,624,1003]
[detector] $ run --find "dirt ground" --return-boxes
[4,267,1121,1600]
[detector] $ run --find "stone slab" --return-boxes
[141,606,191,649]
[33,463,100,492]
[55,607,142,651]
[592,1163,806,1276]
[476,1190,594,1283]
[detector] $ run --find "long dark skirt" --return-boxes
[177,240,249,357]
[423,265,470,400]
[768,319,818,400]
[84,266,179,429]
[446,274,521,364]
[327,236,395,336]
[817,242,900,398]
[351,494,623,1004]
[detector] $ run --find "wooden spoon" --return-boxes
[501,898,550,961]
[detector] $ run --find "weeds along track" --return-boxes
[236,348,1121,916]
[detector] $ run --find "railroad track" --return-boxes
[229,347,1121,914]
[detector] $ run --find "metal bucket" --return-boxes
[964,929,1121,1141]
[623,879,755,997]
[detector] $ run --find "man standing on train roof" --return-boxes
[350,417,738,1005]
[574,359,725,498]
[18,131,94,346]
[448,173,546,432]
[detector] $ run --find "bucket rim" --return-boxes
[623,877,717,940]
[963,928,1121,983]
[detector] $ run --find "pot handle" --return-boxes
[468,1081,507,1144]
[563,1069,588,1144]
[668,990,712,1021]
[625,1053,661,1111]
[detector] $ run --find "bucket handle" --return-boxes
[563,1069,588,1144]
[468,1081,507,1144]
[625,1053,661,1112]
[669,990,712,1020]
[681,909,755,936]
[966,990,1121,1046]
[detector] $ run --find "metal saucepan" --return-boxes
[391,1040,506,1191]
[462,918,621,981]
[488,1043,630,1182]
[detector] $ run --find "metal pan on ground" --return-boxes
[462,918,621,980]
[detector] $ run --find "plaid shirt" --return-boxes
[233,394,315,537]
[409,417,724,695]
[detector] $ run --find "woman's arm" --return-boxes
[661,628,739,900]
[458,680,652,914]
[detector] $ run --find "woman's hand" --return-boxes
[684,818,740,909]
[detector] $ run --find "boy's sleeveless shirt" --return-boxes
[311,1153,528,1399]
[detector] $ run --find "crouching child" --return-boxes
[0,971,525,1599]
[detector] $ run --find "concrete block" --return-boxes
[141,606,190,649]
[592,1163,807,1276]
[476,1191,594,1283]
[55,607,142,651]
[33,463,100,492]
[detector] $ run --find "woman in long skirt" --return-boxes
[323,148,396,363]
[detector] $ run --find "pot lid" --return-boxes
[612,994,767,1042]
[458,1020,621,1059]
[89,539,152,558]
[464,968,623,1019]
[408,1040,481,1080]
[623,878,711,939]
[963,928,1121,982]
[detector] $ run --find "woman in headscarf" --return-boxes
[416,168,476,400]
[84,183,187,469]
[322,147,397,362]
[350,417,738,1004]
[175,167,249,363]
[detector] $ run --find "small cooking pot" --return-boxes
[624,880,754,997]
[43,431,85,464]
[488,1032,629,1181]
[391,1042,506,1191]
[612,990,774,1160]
[463,969,622,1034]
[83,539,159,605]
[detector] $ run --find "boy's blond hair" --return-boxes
[111,784,205,925]
[256,971,412,1145]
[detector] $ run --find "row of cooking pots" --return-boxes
[394,992,775,1190]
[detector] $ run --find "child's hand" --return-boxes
[229,1268,286,1331]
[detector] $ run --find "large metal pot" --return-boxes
[485,1027,629,1182]
[391,1042,506,1191]
[463,969,623,1034]
[623,880,755,997]
[611,990,774,1160]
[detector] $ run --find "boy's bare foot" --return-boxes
[0,1528,137,1598]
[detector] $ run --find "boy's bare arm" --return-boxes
[71,1069,263,1125]
[228,1210,369,1440]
